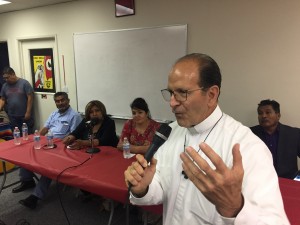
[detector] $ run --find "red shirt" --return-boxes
[120,119,160,146]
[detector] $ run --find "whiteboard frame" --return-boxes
[73,24,187,122]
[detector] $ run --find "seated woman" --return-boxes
[118,99,162,223]
[63,100,119,210]
[117,97,160,155]
[63,100,118,148]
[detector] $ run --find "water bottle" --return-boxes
[46,130,54,148]
[13,127,21,145]
[22,123,29,140]
[122,137,130,159]
[33,130,41,149]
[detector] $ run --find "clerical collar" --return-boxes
[182,105,223,179]
[187,105,223,135]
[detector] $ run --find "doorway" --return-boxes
[18,36,59,129]
[0,41,10,91]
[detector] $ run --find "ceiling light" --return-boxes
[0,1,11,6]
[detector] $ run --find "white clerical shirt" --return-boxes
[130,105,290,225]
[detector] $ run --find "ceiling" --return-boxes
[0,0,78,14]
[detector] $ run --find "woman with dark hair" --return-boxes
[62,100,119,210]
[117,97,160,155]
[63,100,118,148]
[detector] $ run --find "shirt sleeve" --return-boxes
[1,84,7,99]
[44,111,55,128]
[24,79,34,94]
[119,120,131,141]
[146,120,160,142]
[70,113,83,133]
[70,119,86,139]
[130,175,164,205]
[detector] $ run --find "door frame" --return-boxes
[17,35,60,129]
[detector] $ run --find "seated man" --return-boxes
[14,92,82,209]
[250,99,300,179]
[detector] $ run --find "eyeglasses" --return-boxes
[161,87,204,102]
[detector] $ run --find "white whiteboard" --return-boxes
[73,24,187,122]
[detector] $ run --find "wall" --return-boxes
[0,0,300,138]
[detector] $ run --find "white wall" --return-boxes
[0,1,300,142]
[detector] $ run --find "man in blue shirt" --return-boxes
[13,92,82,209]
[251,99,300,179]
[39,92,82,138]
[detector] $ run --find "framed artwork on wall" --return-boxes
[30,48,56,93]
[115,0,135,17]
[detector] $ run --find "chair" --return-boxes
[0,110,10,124]
[0,122,15,173]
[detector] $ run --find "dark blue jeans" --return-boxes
[9,115,34,135]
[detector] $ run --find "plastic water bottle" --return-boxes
[22,123,29,140]
[122,137,130,159]
[13,127,21,145]
[33,130,41,149]
[46,130,54,148]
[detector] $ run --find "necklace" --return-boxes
[182,112,223,179]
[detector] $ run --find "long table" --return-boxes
[279,177,300,225]
[0,136,162,225]
[0,136,133,203]
[0,137,299,224]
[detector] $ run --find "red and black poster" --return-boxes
[30,48,56,93]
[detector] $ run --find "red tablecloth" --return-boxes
[0,136,133,203]
[279,177,300,225]
[1,137,298,221]
[0,136,163,214]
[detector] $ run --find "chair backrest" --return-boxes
[0,110,10,123]
[0,122,13,141]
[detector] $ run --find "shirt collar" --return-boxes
[57,106,71,115]
[261,123,280,135]
[187,105,222,135]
